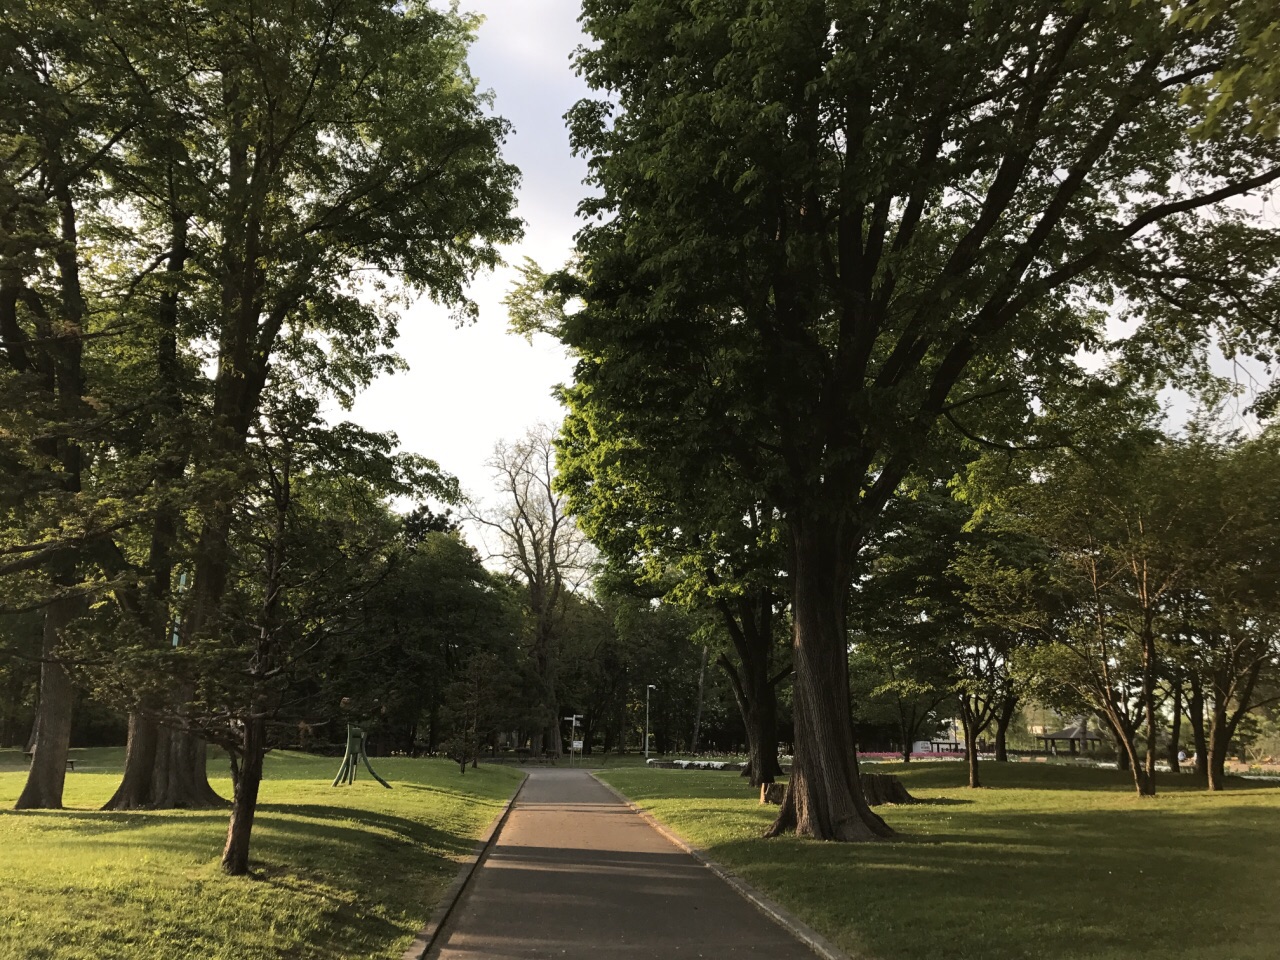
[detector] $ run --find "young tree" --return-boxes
[565,0,1280,838]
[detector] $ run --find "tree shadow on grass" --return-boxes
[254,802,478,859]
[708,793,1280,960]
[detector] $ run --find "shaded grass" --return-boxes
[600,761,1280,960]
[0,748,523,960]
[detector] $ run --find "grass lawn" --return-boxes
[599,761,1280,960]
[0,747,523,960]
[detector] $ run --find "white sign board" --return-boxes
[572,740,584,751]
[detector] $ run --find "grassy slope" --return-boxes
[599,762,1280,960]
[0,748,523,960]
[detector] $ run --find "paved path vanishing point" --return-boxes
[427,767,820,959]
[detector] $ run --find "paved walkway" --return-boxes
[428,767,817,958]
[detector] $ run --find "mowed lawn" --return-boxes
[600,762,1280,960]
[0,748,523,960]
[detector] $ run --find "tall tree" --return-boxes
[557,407,790,783]
[473,427,593,756]
[566,0,1280,838]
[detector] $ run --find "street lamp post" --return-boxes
[644,684,657,760]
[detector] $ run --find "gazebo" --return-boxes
[1036,720,1109,756]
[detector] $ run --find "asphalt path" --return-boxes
[427,767,818,958]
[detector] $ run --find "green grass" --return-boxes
[599,761,1280,960]
[0,747,523,960]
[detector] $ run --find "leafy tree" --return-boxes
[357,528,522,757]
[2,0,521,810]
[557,396,791,782]
[1162,429,1280,789]
[1176,0,1280,138]
[565,0,1280,838]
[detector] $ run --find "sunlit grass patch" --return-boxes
[0,749,523,960]
[600,761,1280,960]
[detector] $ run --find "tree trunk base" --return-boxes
[762,775,912,808]
[859,773,916,806]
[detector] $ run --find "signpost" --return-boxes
[564,714,583,767]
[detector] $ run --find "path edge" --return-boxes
[401,771,528,960]
[589,771,856,960]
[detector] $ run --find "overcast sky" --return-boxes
[346,1,591,505]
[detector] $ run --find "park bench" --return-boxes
[23,752,75,770]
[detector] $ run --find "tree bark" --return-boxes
[1104,706,1153,796]
[103,713,160,810]
[767,519,890,840]
[1206,693,1230,791]
[151,725,225,808]
[724,654,784,787]
[994,695,1018,762]
[15,595,83,810]
[717,590,784,788]
[222,715,266,875]
[959,701,982,789]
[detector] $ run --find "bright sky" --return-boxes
[347,3,1279,509]
[347,1,591,504]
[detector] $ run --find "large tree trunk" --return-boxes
[767,520,890,841]
[724,655,784,788]
[103,713,160,810]
[1206,694,1230,792]
[1103,706,1153,796]
[222,715,266,875]
[718,591,784,788]
[15,596,83,810]
[151,725,225,808]
[994,695,1018,763]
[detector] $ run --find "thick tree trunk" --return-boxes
[111,211,193,810]
[1110,712,1153,796]
[103,713,160,810]
[743,691,783,786]
[15,596,82,810]
[1206,697,1230,792]
[767,520,890,841]
[994,696,1017,763]
[724,656,783,787]
[151,725,225,808]
[222,716,266,875]
[718,591,784,788]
